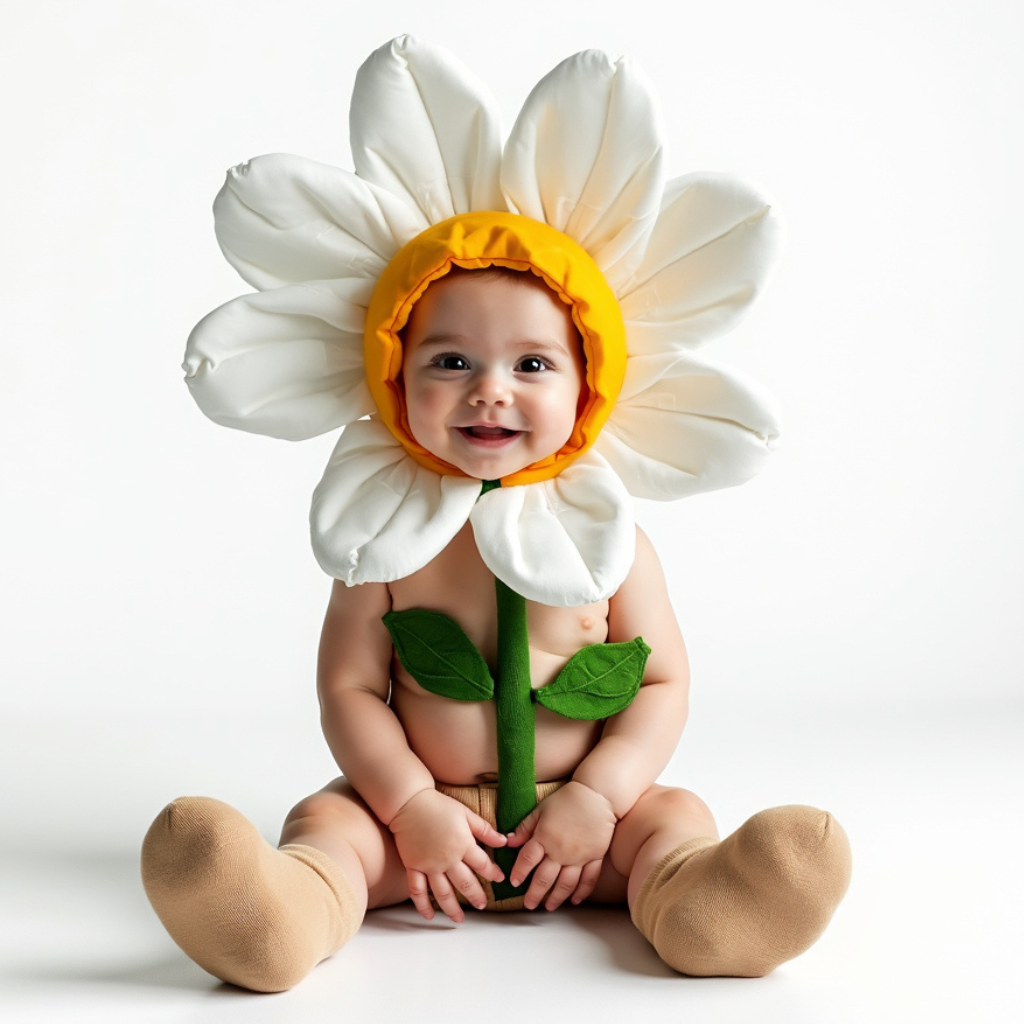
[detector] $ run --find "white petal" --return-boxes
[310,419,481,584]
[184,279,376,440]
[214,153,428,290]
[595,351,781,500]
[350,36,505,222]
[470,454,635,606]
[618,173,782,352]
[501,50,664,287]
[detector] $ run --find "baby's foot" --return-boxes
[631,805,851,977]
[141,796,360,991]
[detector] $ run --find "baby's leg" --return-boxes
[603,786,851,977]
[141,780,407,992]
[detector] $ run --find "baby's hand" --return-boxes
[506,781,617,911]
[388,789,508,923]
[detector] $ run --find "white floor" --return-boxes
[2,698,1020,1024]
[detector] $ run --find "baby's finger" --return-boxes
[428,872,465,923]
[544,865,582,911]
[523,856,562,911]
[447,862,488,912]
[571,859,604,906]
[505,808,539,848]
[465,810,508,849]
[509,837,546,888]
[464,843,504,885]
[406,870,435,921]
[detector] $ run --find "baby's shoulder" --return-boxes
[612,526,665,593]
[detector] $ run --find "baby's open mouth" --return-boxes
[457,425,522,444]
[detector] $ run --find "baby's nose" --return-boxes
[469,372,512,406]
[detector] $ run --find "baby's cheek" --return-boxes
[556,407,579,447]
[406,389,447,447]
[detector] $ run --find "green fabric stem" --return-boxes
[492,575,537,900]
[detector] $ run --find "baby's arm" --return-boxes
[317,579,507,920]
[508,527,690,908]
[571,527,690,814]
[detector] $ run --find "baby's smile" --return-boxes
[456,425,526,447]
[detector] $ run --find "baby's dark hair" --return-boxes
[443,263,547,288]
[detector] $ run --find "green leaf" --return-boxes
[383,609,494,702]
[535,637,651,721]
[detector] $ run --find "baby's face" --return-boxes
[402,272,584,480]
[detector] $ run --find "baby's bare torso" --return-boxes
[387,524,609,786]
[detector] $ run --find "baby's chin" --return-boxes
[426,430,532,480]
[448,456,532,481]
[440,446,540,482]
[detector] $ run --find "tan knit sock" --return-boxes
[141,796,362,992]
[631,805,851,977]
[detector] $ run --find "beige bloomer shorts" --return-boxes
[436,780,566,911]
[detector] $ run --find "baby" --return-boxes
[142,266,851,992]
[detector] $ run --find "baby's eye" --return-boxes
[433,353,470,371]
[516,356,549,373]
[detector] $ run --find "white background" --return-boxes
[1,1,1021,1022]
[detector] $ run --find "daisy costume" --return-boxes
[142,37,850,989]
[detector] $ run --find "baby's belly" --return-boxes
[391,687,603,786]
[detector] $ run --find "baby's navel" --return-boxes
[580,616,594,630]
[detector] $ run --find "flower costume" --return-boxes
[183,36,782,898]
